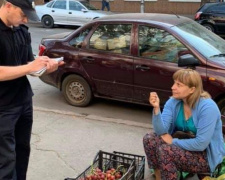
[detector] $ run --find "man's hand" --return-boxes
[149,92,160,114]
[161,134,173,144]
[45,58,65,74]
[28,56,49,73]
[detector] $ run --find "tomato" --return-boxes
[110,175,115,180]
[115,173,122,179]
[106,173,111,179]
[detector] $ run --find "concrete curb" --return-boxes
[34,106,152,129]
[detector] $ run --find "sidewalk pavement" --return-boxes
[27,107,199,180]
[27,107,154,180]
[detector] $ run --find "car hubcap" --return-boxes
[45,20,49,25]
[68,82,85,101]
[205,26,212,31]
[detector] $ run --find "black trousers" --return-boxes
[0,100,33,180]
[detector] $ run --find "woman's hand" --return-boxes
[149,92,160,114]
[161,134,173,144]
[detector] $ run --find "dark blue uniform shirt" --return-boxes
[0,19,34,108]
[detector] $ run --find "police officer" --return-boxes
[0,0,64,179]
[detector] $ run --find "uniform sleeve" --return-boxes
[20,25,34,62]
[27,31,34,62]
[28,42,34,62]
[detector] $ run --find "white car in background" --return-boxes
[35,0,113,28]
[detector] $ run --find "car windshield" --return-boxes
[80,1,99,10]
[172,21,225,63]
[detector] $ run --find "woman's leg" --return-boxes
[157,143,210,180]
[154,169,161,180]
[143,133,165,170]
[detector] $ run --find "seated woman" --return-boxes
[143,69,225,180]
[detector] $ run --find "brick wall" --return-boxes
[34,0,201,15]
[35,0,44,5]
[91,0,201,15]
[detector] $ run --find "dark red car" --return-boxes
[39,13,225,117]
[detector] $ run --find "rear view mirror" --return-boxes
[178,54,200,68]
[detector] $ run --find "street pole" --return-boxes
[140,0,144,13]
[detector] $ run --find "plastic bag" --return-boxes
[202,174,225,180]
[218,157,225,176]
[212,157,225,178]
[203,157,225,180]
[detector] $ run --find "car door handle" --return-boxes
[52,10,55,12]
[82,57,95,62]
[135,65,150,71]
[69,12,72,14]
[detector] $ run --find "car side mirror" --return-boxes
[82,9,88,12]
[178,54,200,69]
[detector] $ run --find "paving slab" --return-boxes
[27,108,152,180]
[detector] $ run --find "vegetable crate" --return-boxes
[65,150,136,180]
[113,151,145,180]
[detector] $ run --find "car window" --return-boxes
[205,4,225,13]
[69,28,91,48]
[198,3,215,12]
[46,1,54,7]
[173,21,225,61]
[210,4,225,13]
[138,25,187,63]
[52,0,66,9]
[205,5,216,12]
[69,1,83,11]
[89,24,132,55]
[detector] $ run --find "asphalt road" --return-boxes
[27,22,153,125]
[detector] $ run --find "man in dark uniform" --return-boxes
[0,0,64,179]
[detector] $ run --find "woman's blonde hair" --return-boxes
[1,0,7,6]
[173,69,211,108]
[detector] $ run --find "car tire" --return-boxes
[42,16,54,28]
[62,75,92,107]
[217,98,225,125]
[203,24,214,32]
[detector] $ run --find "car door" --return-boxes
[78,23,134,101]
[67,0,89,25]
[132,24,190,105]
[50,0,68,24]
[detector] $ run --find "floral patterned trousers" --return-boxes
[143,133,210,180]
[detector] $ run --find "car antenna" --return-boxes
[171,11,180,18]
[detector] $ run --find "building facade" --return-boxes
[34,0,217,16]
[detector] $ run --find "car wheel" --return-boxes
[62,75,92,107]
[42,16,54,28]
[217,98,225,125]
[203,24,214,32]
